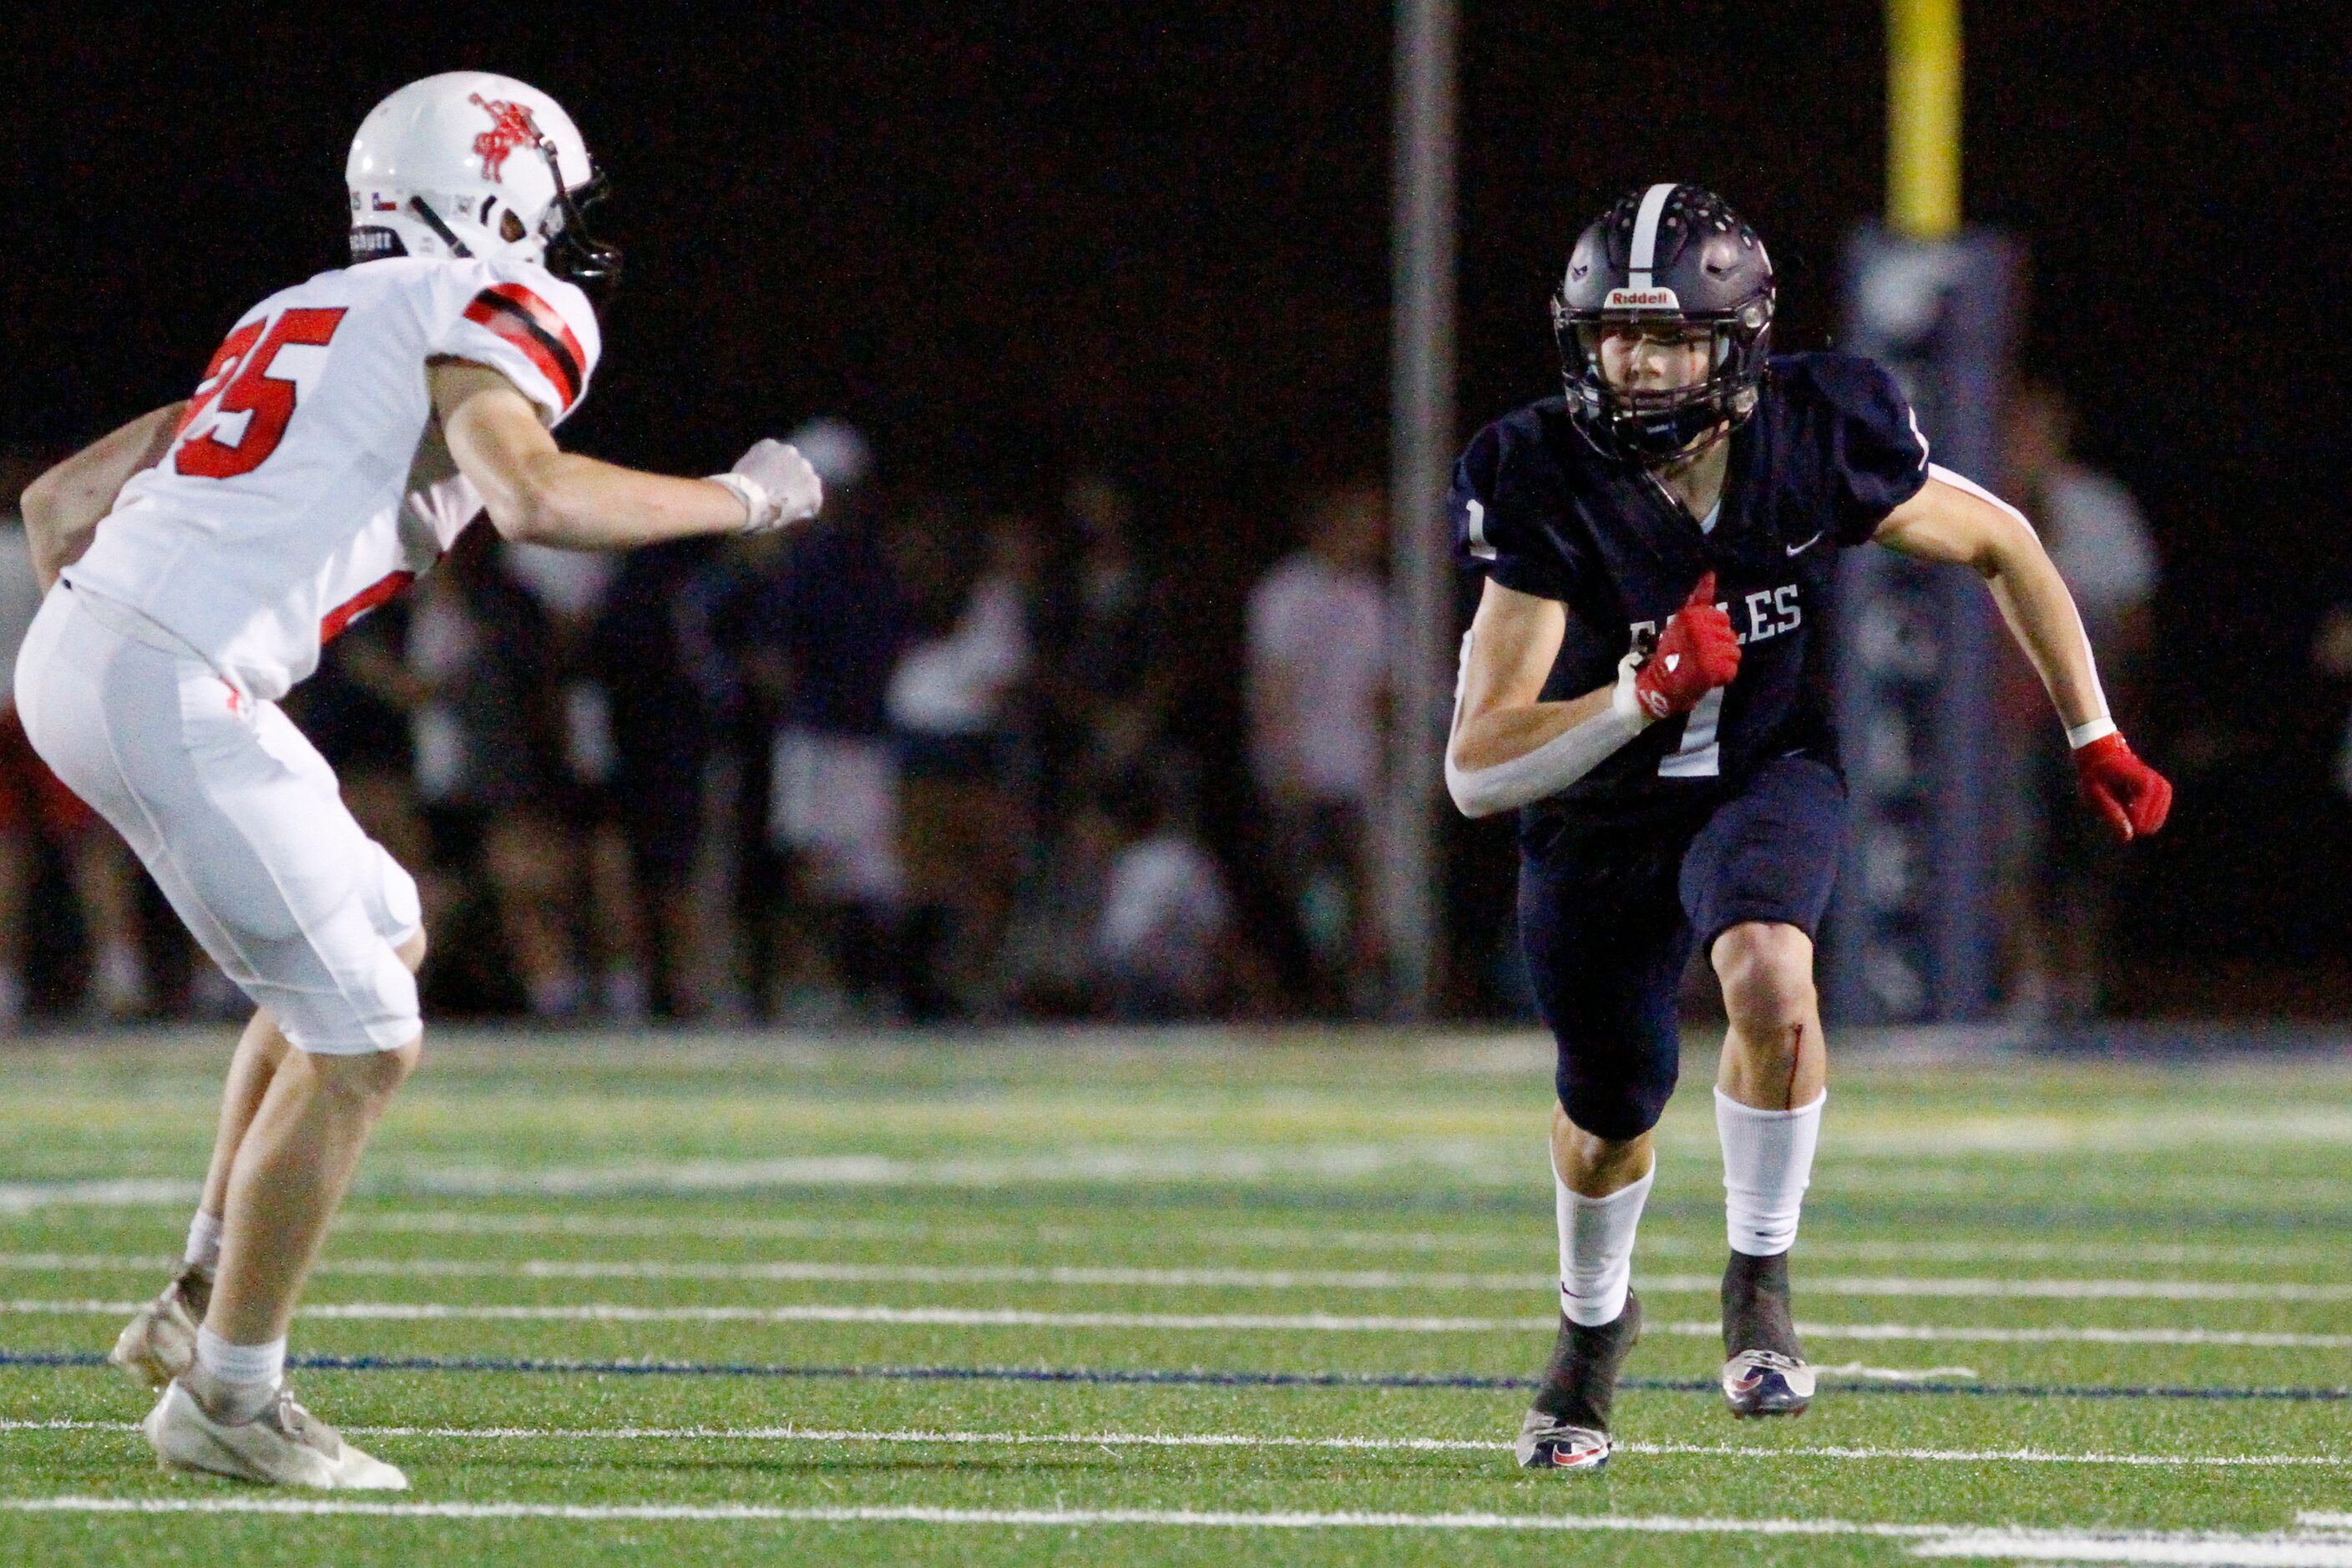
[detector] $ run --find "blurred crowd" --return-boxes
[0,377,2228,1031]
[1990,382,2160,1021]
[0,429,1397,1030]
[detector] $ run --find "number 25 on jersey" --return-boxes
[173,308,348,479]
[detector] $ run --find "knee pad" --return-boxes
[362,841,423,948]
[256,942,421,1055]
[1555,1034,1680,1142]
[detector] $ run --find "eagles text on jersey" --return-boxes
[1450,352,1930,832]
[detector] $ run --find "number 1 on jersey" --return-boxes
[174,308,348,479]
[1659,685,1725,778]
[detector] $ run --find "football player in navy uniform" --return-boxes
[1445,185,2172,1472]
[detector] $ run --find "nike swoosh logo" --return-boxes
[1786,532,1824,556]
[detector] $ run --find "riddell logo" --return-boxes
[469,94,543,182]
[1605,286,1682,311]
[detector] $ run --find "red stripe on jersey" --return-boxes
[320,569,417,645]
[462,284,585,410]
[480,283,585,368]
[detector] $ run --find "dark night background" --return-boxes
[3,3,2346,1011]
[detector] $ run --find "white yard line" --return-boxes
[1913,1526,2352,1564]
[369,1146,1507,1194]
[1824,1110,2352,1153]
[5,1251,1566,1292]
[1730,1276,2352,1303]
[0,1297,1548,1331]
[346,1212,950,1245]
[1809,1171,2352,1210]
[7,1495,2352,1560]
[7,1418,2347,1469]
[0,1178,197,1215]
[3,1296,2346,1349]
[1815,1362,1980,1382]
[2,1252,2343,1303]
[0,1496,2005,1538]
[1789,1323,2352,1349]
[8,1130,2350,1212]
[0,1496,1936,1532]
[0,1149,1497,1214]
[329,1213,2340,1271]
[1797,1240,2343,1270]
[6,1208,2340,1275]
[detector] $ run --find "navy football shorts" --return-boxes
[1517,754,1849,1141]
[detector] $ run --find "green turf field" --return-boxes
[0,1026,2347,1565]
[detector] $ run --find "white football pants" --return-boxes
[16,585,422,1053]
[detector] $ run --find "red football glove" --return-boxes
[2072,732,2172,842]
[1633,572,1742,720]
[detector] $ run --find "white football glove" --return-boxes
[709,439,823,535]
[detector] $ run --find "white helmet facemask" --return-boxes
[345,71,618,292]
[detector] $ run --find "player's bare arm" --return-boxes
[19,402,186,589]
[1445,574,1739,817]
[1448,581,1599,769]
[1874,471,2103,728]
[1874,468,2172,839]
[429,361,818,549]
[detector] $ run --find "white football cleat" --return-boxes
[1721,1348,1817,1416]
[108,1265,210,1392]
[1514,1410,1614,1471]
[143,1380,408,1490]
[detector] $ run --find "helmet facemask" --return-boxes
[1555,296,1772,462]
[532,136,621,298]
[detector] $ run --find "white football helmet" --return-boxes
[346,71,618,291]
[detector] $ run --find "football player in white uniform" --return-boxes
[14,73,823,1489]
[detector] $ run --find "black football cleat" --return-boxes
[1721,1249,1814,1417]
[1515,1290,1641,1472]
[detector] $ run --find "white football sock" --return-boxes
[1555,1161,1654,1328]
[1716,1087,1825,1257]
[182,1210,223,1274]
[190,1327,286,1423]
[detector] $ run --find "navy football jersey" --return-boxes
[1449,352,1930,831]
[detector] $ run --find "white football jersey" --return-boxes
[65,255,600,700]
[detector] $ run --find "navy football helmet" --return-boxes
[1553,185,1775,462]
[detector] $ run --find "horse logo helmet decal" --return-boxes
[468,94,543,183]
